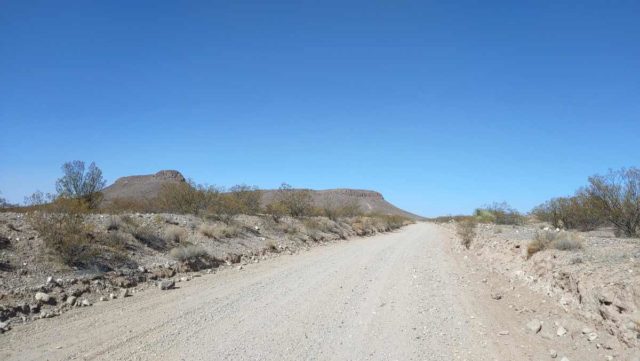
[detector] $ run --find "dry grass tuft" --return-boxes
[169,245,208,261]
[527,230,583,258]
[456,218,477,249]
[199,223,240,240]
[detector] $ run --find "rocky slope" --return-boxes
[442,221,640,350]
[0,211,408,333]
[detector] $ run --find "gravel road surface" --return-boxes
[1,223,542,360]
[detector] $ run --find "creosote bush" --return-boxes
[532,167,640,237]
[474,202,524,225]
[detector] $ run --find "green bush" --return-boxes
[475,202,524,225]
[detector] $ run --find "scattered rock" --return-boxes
[498,330,509,335]
[587,332,598,341]
[119,289,131,298]
[34,292,52,304]
[582,327,593,334]
[0,321,9,333]
[99,296,107,302]
[81,299,92,307]
[109,293,117,300]
[526,319,542,333]
[490,291,503,300]
[560,357,569,361]
[158,280,175,290]
[549,349,557,358]
[556,326,567,336]
[66,296,77,306]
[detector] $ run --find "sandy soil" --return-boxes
[2,223,630,360]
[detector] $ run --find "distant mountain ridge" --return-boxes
[101,170,422,219]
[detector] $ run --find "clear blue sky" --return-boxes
[1,1,638,216]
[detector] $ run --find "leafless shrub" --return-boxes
[532,191,605,231]
[587,168,640,237]
[321,199,362,220]
[456,218,477,249]
[55,160,106,209]
[268,183,314,218]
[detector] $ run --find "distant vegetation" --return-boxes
[533,167,640,237]
[5,160,411,269]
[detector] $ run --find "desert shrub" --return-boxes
[130,225,166,250]
[155,181,220,215]
[265,201,288,223]
[199,223,240,239]
[532,192,605,231]
[268,183,314,218]
[475,202,524,225]
[28,211,93,265]
[27,211,132,270]
[527,230,583,258]
[164,225,187,243]
[321,199,363,221]
[474,209,497,223]
[265,239,279,253]
[55,160,106,209]
[102,197,155,213]
[456,218,477,249]
[107,215,121,231]
[169,244,208,261]
[587,168,640,237]
[0,235,10,249]
[98,231,129,252]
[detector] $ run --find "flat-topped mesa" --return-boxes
[318,189,384,200]
[101,170,187,203]
[113,170,186,185]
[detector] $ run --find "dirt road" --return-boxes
[0,223,584,360]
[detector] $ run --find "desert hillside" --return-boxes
[101,170,422,219]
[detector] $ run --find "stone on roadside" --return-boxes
[35,292,52,304]
[158,280,175,290]
[66,296,77,306]
[526,319,542,333]
[556,326,567,336]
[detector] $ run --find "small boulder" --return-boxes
[34,292,52,304]
[158,280,175,290]
[119,288,131,298]
[81,299,92,307]
[66,296,77,306]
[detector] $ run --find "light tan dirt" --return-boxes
[0,223,615,360]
